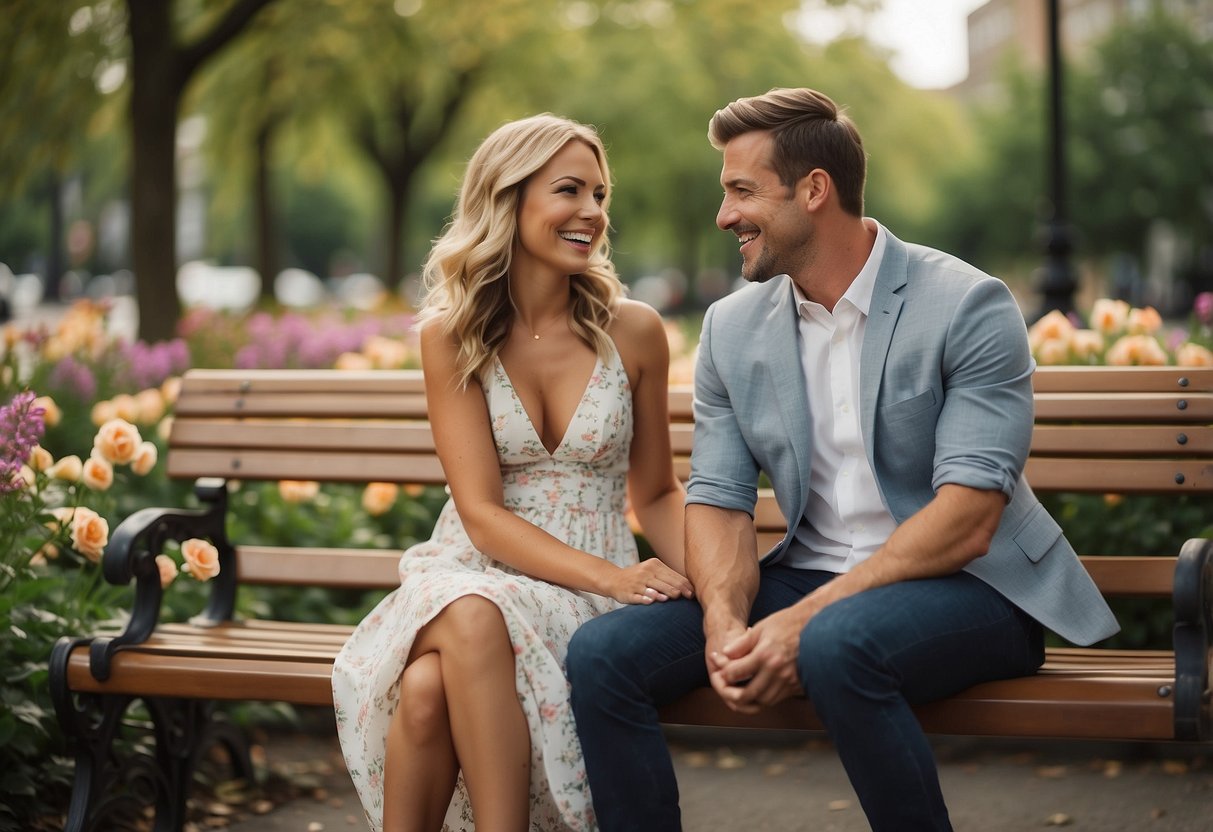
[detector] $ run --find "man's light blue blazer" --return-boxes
[686,229,1119,647]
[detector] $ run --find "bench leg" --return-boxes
[51,648,255,831]
[1174,537,1213,741]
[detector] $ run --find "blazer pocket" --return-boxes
[1013,503,1063,563]
[881,388,937,423]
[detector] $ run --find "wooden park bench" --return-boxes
[50,364,1213,830]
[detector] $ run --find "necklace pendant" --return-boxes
[533,334,540,340]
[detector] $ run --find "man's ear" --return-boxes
[797,169,830,213]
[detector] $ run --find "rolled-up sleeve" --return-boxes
[685,305,761,515]
[931,278,1035,500]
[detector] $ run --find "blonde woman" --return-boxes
[332,114,691,832]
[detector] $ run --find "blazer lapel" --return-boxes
[860,234,908,452]
[766,280,811,513]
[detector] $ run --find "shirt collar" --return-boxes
[792,219,888,317]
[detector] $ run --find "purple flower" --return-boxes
[0,391,46,493]
[48,356,98,402]
[115,338,193,389]
[1195,292,1213,325]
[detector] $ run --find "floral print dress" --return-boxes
[332,344,636,831]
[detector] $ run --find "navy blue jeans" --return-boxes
[566,566,1044,832]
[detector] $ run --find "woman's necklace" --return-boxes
[517,313,565,340]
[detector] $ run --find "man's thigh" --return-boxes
[571,598,710,706]
[801,572,1043,704]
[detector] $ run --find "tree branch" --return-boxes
[179,0,277,82]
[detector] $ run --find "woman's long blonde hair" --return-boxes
[418,114,624,389]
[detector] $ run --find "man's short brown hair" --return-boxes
[708,88,867,216]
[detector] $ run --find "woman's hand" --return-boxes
[604,559,694,605]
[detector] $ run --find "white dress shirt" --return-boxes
[783,221,898,573]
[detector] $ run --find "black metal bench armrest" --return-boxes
[89,478,235,682]
[1173,536,1213,741]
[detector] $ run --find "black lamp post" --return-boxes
[1034,0,1077,320]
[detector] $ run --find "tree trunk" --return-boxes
[125,0,276,341]
[128,0,183,343]
[45,171,64,302]
[383,172,411,292]
[255,118,278,301]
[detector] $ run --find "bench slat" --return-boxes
[1030,424,1213,455]
[1033,393,1213,422]
[171,420,437,452]
[1024,458,1213,492]
[59,639,1176,740]
[1031,366,1213,393]
[166,449,449,484]
[175,393,429,419]
[231,546,1178,598]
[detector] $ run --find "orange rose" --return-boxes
[160,376,182,405]
[335,352,373,371]
[71,506,109,562]
[157,416,174,443]
[361,482,400,516]
[94,419,142,465]
[154,554,179,588]
[362,336,409,369]
[1106,335,1168,366]
[135,389,166,424]
[1069,329,1105,361]
[1034,337,1070,366]
[1175,342,1213,367]
[29,445,53,472]
[110,394,139,423]
[1127,306,1162,336]
[1028,310,1074,351]
[48,454,83,482]
[278,480,320,503]
[131,441,159,476]
[181,538,221,581]
[1089,298,1130,336]
[90,400,117,427]
[82,454,115,491]
[32,395,62,427]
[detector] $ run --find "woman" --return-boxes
[332,114,691,832]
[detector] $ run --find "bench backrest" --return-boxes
[168,366,1213,598]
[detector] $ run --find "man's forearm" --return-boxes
[802,483,1005,614]
[685,503,760,634]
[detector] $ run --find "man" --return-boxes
[566,87,1118,831]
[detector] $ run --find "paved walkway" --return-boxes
[219,721,1212,831]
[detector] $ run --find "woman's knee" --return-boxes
[396,654,449,742]
[432,595,510,657]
